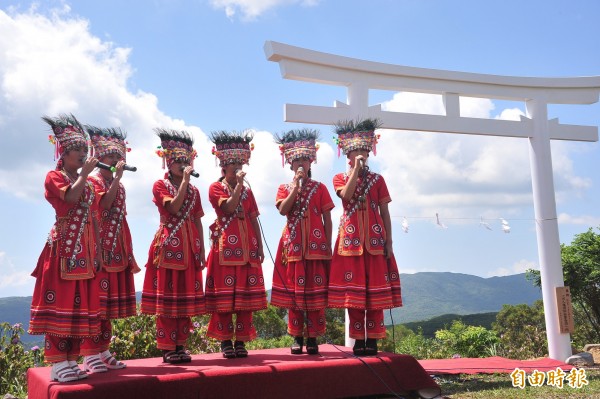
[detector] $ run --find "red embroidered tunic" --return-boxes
[333,171,390,257]
[208,181,261,266]
[29,170,101,337]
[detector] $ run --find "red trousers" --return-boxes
[80,319,112,356]
[288,308,325,338]
[207,311,255,341]
[44,335,81,363]
[348,308,386,339]
[155,316,191,351]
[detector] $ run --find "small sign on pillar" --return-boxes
[555,286,575,334]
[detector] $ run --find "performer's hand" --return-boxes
[384,240,394,259]
[94,255,103,272]
[114,160,125,180]
[257,246,264,263]
[236,169,246,187]
[81,156,98,177]
[182,165,193,184]
[199,247,206,270]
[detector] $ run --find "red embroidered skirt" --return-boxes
[95,268,137,320]
[328,238,402,310]
[205,249,268,313]
[29,244,101,338]
[271,241,329,311]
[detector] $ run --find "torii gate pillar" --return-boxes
[265,40,600,361]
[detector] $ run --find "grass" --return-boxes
[435,368,600,398]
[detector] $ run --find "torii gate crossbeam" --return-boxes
[264,40,600,361]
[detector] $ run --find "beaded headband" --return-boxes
[333,118,382,157]
[154,129,197,169]
[210,130,254,167]
[275,129,320,167]
[86,126,130,160]
[43,114,89,165]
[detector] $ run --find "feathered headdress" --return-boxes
[210,130,254,167]
[274,128,320,167]
[42,113,89,169]
[87,126,130,160]
[154,129,197,169]
[333,118,382,157]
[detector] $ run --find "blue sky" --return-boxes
[1,0,599,298]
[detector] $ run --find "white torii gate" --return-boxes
[264,40,600,361]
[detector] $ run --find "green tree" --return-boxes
[434,320,499,358]
[0,322,41,397]
[527,227,600,346]
[492,301,547,359]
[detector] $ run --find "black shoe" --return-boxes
[221,340,236,359]
[365,338,378,356]
[176,345,192,362]
[234,341,248,358]
[291,336,304,355]
[353,339,366,356]
[306,337,319,355]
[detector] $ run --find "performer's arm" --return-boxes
[99,161,124,210]
[380,202,394,259]
[165,166,192,214]
[195,216,206,269]
[323,209,333,256]
[250,216,264,263]
[64,157,98,203]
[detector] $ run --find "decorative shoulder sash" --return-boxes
[160,178,197,248]
[55,172,95,271]
[90,174,126,265]
[339,171,380,227]
[209,182,248,246]
[283,179,319,248]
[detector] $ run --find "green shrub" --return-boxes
[0,322,42,398]
[434,320,499,358]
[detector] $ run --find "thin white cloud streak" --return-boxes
[488,259,539,277]
[0,252,31,295]
[558,213,600,227]
[209,0,319,20]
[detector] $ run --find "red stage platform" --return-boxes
[27,345,441,399]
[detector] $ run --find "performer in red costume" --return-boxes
[141,129,206,364]
[328,118,402,356]
[29,114,101,382]
[205,130,267,359]
[270,129,334,355]
[79,126,140,372]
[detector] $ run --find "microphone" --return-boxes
[97,162,137,172]
[297,166,304,189]
[358,159,364,169]
[180,166,199,178]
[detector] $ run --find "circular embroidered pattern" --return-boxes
[343,237,351,247]
[314,275,323,285]
[195,280,201,291]
[224,275,235,286]
[228,322,234,331]
[250,251,257,259]
[166,251,174,259]
[74,294,81,306]
[353,322,362,331]
[74,243,82,254]
[320,243,328,251]
[372,224,382,234]
[100,279,109,291]
[206,276,214,288]
[57,340,69,351]
[45,290,56,304]
[367,321,375,329]
[153,277,158,288]
[344,271,353,282]
[170,331,177,342]
[309,242,317,250]
[217,322,223,331]
[195,238,202,249]
[390,272,399,281]
[313,229,322,238]
[352,238,360,247]
[157,328,165,338]
[297,276,305,286]
[293,244,301,253]
[292,318,299,326]
[78,258,86,267]
[227,235,239,245]
[114,253,122,262]
[102,330,111,341]
[92,335,100,344]
[345,224,356,234]
[248,275,258,286]
[175,252,183,260]
[170,237,180,247]
[224,248,233,258]
[259,276,264,285]
[371,238,379,246]
[234,248,243,257]
[318,317,325,325]
[236,322,244,331]
[45,340,51,350]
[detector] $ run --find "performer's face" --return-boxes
[348,150,369,167]
[291,158,311,174]
[101,153,122,167]
[169,160,189,177]
[224,163,243,177]
[63,145,88,170]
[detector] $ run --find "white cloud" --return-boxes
[488,259,539,277]
[373,92,589,219]
[209,0,319,20]
[558,213,600,227]
[0,252,32,295]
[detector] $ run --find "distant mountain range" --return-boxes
[0,272,541,343]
